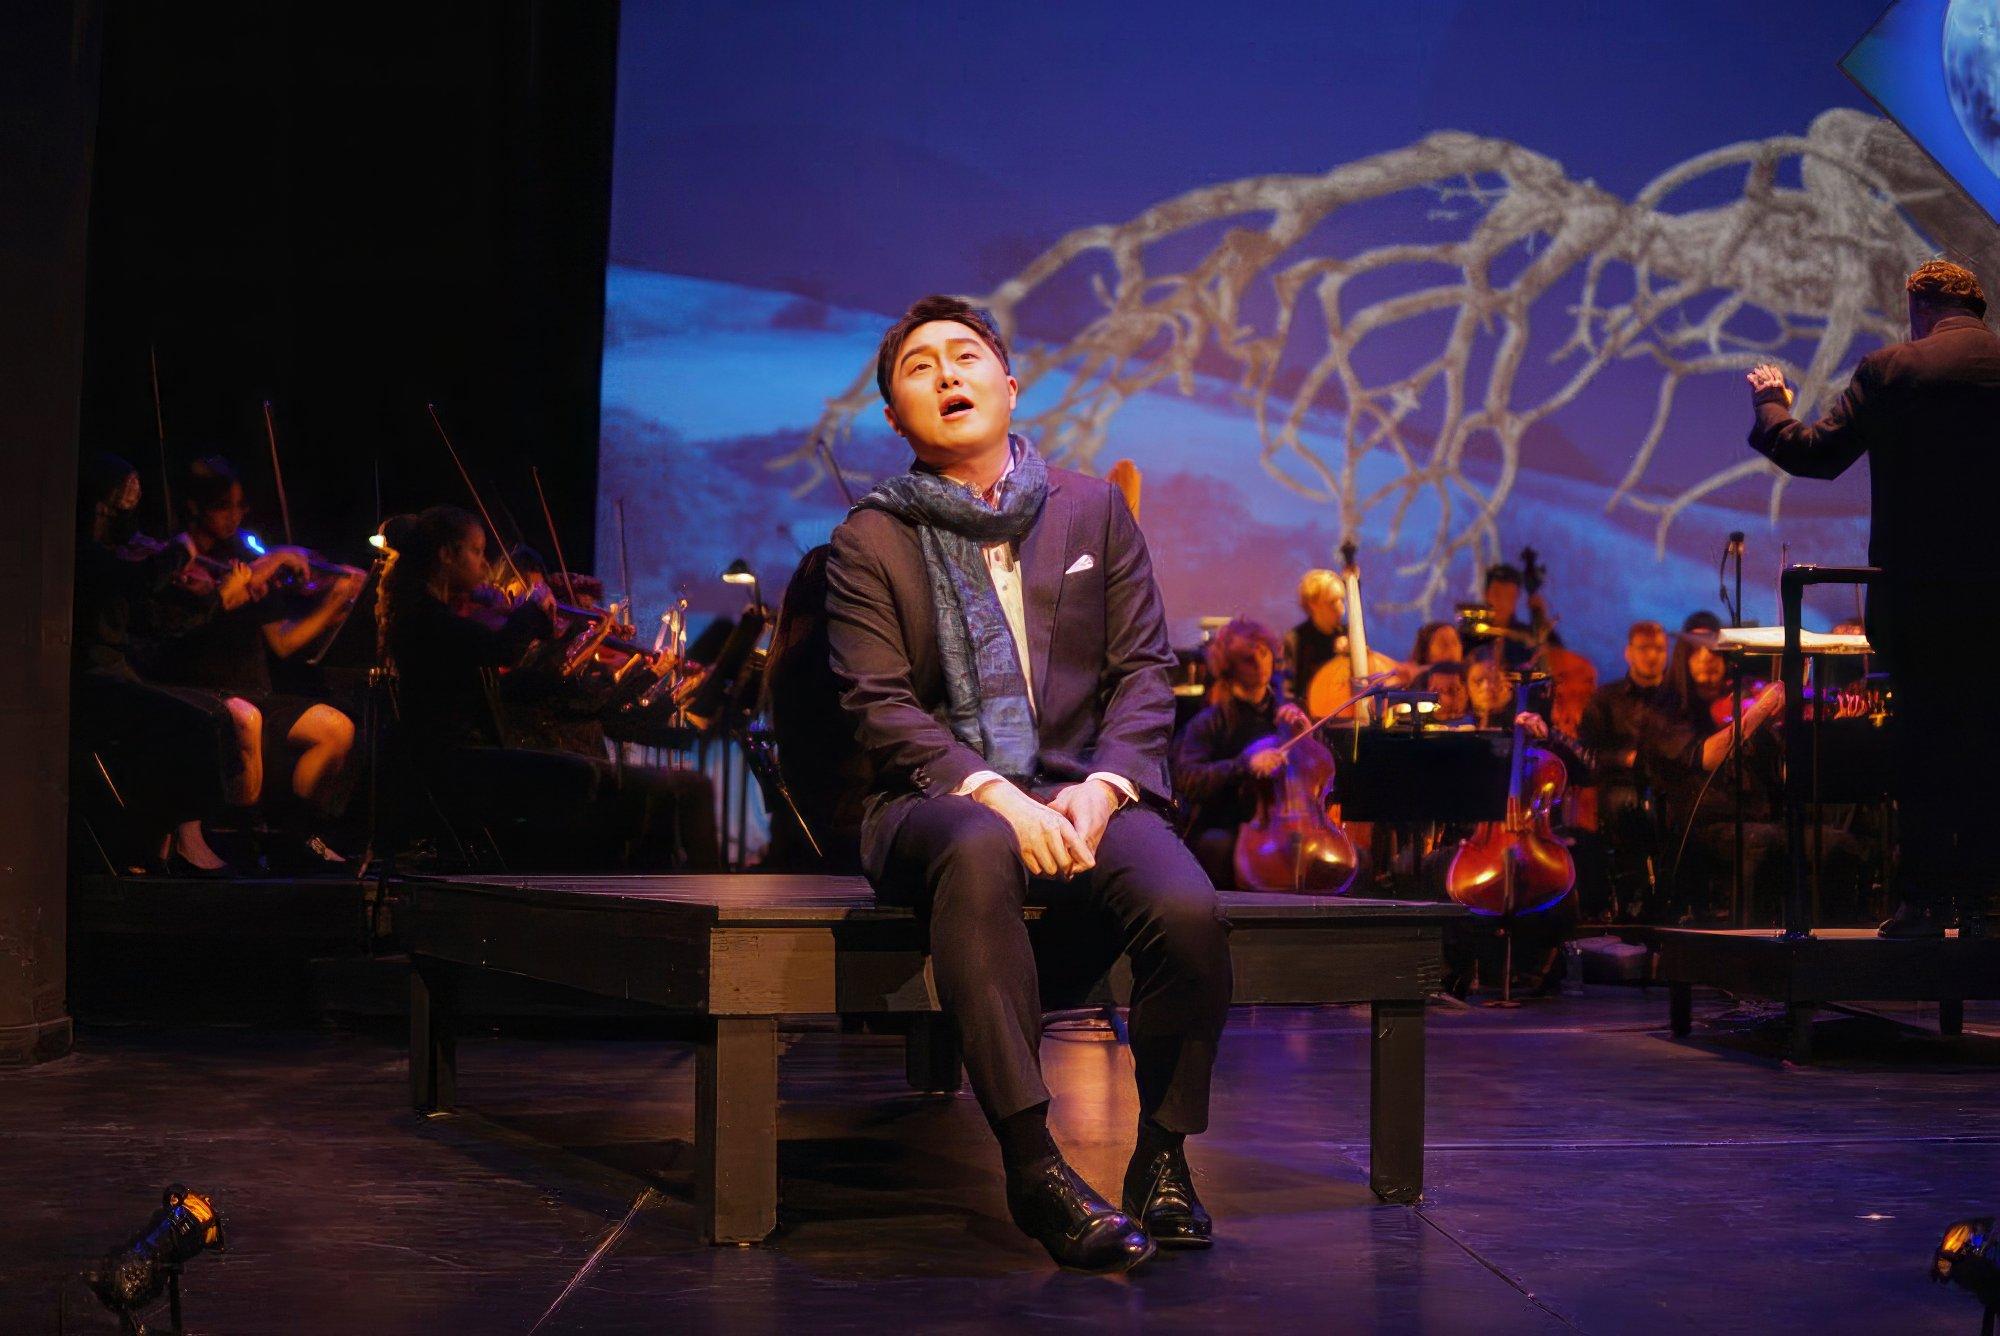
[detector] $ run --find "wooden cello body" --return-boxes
[1444,707,1575,917]
[1231,731,1359,894]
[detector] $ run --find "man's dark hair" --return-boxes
[1483,563,1522,589]
[874,295,1011,403]
[1907,260,1987,319]
[1627,619,1667,644]
[181,455,242,517]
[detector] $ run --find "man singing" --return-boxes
[1746,259,2000,938]
[826,295,1230,1272]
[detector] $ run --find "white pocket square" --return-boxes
[1063,553,1096,576]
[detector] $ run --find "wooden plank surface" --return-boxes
[417,873,1464,928]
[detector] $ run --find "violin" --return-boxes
[1445,696,1576,917]
[1231,720,1359,895]
[1709,679,1877,730]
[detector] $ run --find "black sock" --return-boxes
[994,1101,1057,1176]
[1134,1117,1185,1165]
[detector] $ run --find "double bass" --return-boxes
[1304,541,1402,721]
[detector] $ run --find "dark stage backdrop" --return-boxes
[600,0,2000,668]
[79,1,621,626]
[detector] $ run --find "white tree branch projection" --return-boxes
[786,109,1976,615]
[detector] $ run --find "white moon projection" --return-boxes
[1945,0,2000,177]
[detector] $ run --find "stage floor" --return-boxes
[5,992,1997,1334]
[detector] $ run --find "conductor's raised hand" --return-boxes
[1746,364,1790,404]
[972,779,1095,878]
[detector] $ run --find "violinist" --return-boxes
[495,544,721,872]
[1641,628,1864,923]
[1280,569,1345,704]
[147,456,363,862]
[1467,656,1514,729]
[1171,617,1313,889]
[1406,621,1464,677]
[71,452,260,875]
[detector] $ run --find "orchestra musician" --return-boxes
[1171,616,1316,889]
[377,506,718,872]
[72,453,261,874]
[1640,627,1864,923]
[1464,561,1560,673]
[147,456,363,864]
[1577,621,1675,916]
[1746,259,2000,938]
[1415,660,1472,726]
[1406,621,1464,677]
[1281,568,1345,703]
[826,295,1229,1272]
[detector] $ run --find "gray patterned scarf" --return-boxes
[854,436,1048,779]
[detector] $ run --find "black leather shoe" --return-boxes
[1878,901,1946,939]
[1123,1145,1212,1249]
[1006,1155,1156,1273]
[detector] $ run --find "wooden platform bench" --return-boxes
[1631,926,2000,1062]
[396,873,1462,1243]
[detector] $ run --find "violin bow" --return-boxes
[261,399,296,546]
[530,465,581,605]
[424,402,530,593]
[1272,671,1400,759]
[148,341,175,532]
[615,497,637,626]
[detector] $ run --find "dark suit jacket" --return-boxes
[1749,313,2000,652]
[825,464,1177,879]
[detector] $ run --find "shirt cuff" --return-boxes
[1085,771,1139,807]
[953,769,1009,798]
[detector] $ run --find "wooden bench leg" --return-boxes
[1369,999,1425,1204]
[1669,982,1692,1038]
[410,963,456,1114]
[1939,998,1964,1037]
[904,1015,963,1094]
[1785,1002,1815,1063]
[697,1016,778,1245]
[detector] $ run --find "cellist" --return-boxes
[1170,617,1312,889]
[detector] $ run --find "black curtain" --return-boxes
[79,1,620,582]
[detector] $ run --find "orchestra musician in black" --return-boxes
[1281,568,1345,703]
[1746,259,2000,938]
[146,456,363,864]
[72,452,260,874]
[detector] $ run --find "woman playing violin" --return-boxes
[146,456,363,863]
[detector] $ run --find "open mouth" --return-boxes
[940,394,974,421]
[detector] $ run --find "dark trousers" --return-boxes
[879,796,1232,1133]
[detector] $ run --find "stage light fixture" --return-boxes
[82,1183,225,1333]
[368,532,387,550]
[1932,1216,2000,1329]
[241,530,268,556]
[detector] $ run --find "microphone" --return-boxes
[1727,531,1745,557]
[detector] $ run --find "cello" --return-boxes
[1231,722,1359,894]
[1444,682,1575,918]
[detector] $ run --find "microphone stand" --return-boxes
[1723,532,1747,928]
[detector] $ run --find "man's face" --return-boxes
[1222,637,1274,695]
[882,320,1018,469]
[1485,579,1520,622]
[1689,646,1725,700]
[1626,632,1668,686]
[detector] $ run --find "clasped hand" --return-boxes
[973,778,1119,878]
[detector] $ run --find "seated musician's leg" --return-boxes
[880,795,1045,1125]
[613,765,722,872]
[286,702,355,812]
[1086,805,1230,1249]
[223,696,262,807]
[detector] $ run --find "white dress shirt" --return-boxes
[945,449,1137,807]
